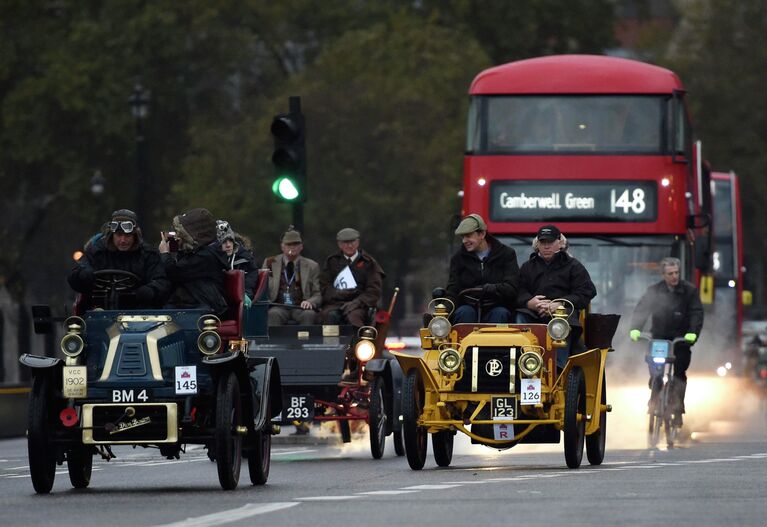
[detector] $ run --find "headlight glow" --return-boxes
[355,340,376,362]
[197,330,222,355]
[428,316,451,338]
[518,351,542,376]
[438,348,461,373]
[60,334,84,357]
[547,317,570,341]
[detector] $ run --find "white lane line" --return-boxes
[684,458,742,464]
[444,480,488,484]
[400,484,463,490]
[151,502,299,527]
[272,449,319,456]
[357,490,420,495]
[297,496,363,501]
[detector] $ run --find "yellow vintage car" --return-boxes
[392,298,619,470]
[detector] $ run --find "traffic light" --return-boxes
[271,96,306,202]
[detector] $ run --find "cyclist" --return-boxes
[629,257,704,424]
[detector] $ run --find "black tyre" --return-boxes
[339,419,352,443]
[432,431,454,467]
[67,447,93,489]
[368,377,386,459]
[28,374,56,494]
[393,430,405,457]
[585,376,607,465]
[248,393,272,486]
[663,380,678,448]
[564,367,586,469]
[403,369,427,470]
[215,372,242,490]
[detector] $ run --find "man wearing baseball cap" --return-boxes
[446,213,520,323]
[516,224,596,368]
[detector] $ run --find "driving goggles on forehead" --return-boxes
[109,220,136,233]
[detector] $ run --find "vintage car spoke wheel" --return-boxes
[403,369,427,470]
[248,393,271,486]
[339,419,352,443]
[215,371,243,490]
[369,377,387,459]
[393,430,405,457]
[432,431,454,467]
[28,373,57,494]
[67,446,93,489]
[585,376,607,465]
[564,367,586,469]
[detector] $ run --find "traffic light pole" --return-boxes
[292,202,304,235]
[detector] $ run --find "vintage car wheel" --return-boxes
[28,374,57,494]
[215,371,243,490]
[248,393,272,486]
[564,367,586,469]
[403,369,427,470]
[393,430,405,457]
[67,446,93,489]
[369,377,387,459]
[339,420,352,443]
[585,376,607,465]
[432,431,454,467]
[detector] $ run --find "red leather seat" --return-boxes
[219,270,244,338]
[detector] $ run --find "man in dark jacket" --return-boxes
[446,214,519,323]
[516,225,597,367]
[629,257,703,421]
[320,227,384,327]
[68,209,170,309]
[160,208,227,315]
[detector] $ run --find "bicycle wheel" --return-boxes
[663,379,678,448]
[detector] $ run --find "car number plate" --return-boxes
[63,366,87,398]
[491,396,516,419]
[282,394,314,423]
[520,378,541,406]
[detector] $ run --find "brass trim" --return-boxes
[118,315,172,323]
[98,323,123,381]
[509,347,517,393]
[82,403,178,444]
[297,331,310,340]
[471,346,479,392]
[145,323,181,380]
[322,325,340,337]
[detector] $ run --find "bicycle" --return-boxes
[637,333,687,448]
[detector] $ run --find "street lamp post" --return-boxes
[128,83,150,226]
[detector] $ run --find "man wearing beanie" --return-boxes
[160,208,227,314]
[68,209,170,309]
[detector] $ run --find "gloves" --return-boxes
[482,283,497,298]
[135,285,154,305]
[684,332,697,343]
[243,295,252,308]
[629,329,641,342]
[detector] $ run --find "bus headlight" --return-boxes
[438,348,461,374]
[519,351,542,376]
[547,317,570,341]
[60,333,84,357]
[197,330,222,355]
[428,316,451,338]
[355,340,376,362]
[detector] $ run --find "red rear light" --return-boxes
[385,341,407,350]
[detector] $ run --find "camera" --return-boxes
[167,231,179,252]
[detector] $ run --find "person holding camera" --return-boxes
[68,209,170,308]
[446,214,520,323]
[159,208,227,315]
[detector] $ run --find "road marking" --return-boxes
[297,496,362,501]
[400,484,463,490]
[151,502,299,527]
[357,490,420,495]
[272,449,319,456]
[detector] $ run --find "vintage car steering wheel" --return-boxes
[92,269,140,310]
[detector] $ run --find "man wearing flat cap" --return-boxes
[516,224,596,368]
[68,209,170,309]
[320,227,384,327]
[446,213,520,323]
[263,227,322,325]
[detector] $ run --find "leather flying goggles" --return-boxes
[109,220,136,234]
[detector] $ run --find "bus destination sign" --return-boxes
[489,180,657,222]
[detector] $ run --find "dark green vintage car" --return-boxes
[21,269,281,492]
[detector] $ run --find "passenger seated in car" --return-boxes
[160,208,227,315]
[263,227,321,325]
[68,209,170,309]
[215,220,260,306]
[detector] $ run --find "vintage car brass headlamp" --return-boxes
[518,350,543,376]
[437,348,462,374]
[197,315,222,356]
[60,316,85,357]
[354,326,377,362]
[428,316,451,339]
[547,316,570,342]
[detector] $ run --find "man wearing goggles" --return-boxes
[68,209,170,308]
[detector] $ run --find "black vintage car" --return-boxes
[21,269,281,492]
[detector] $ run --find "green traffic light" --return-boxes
[272,176,300,201]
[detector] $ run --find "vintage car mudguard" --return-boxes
[19,354,62,370]
[247,356,283,430]
[365,358,404,433]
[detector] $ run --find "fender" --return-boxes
[19,354,63,370]
[201,350,243,366]
[364,358,404,433]
[247,357,283,431]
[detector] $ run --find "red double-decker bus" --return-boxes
[463,55,712,320]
